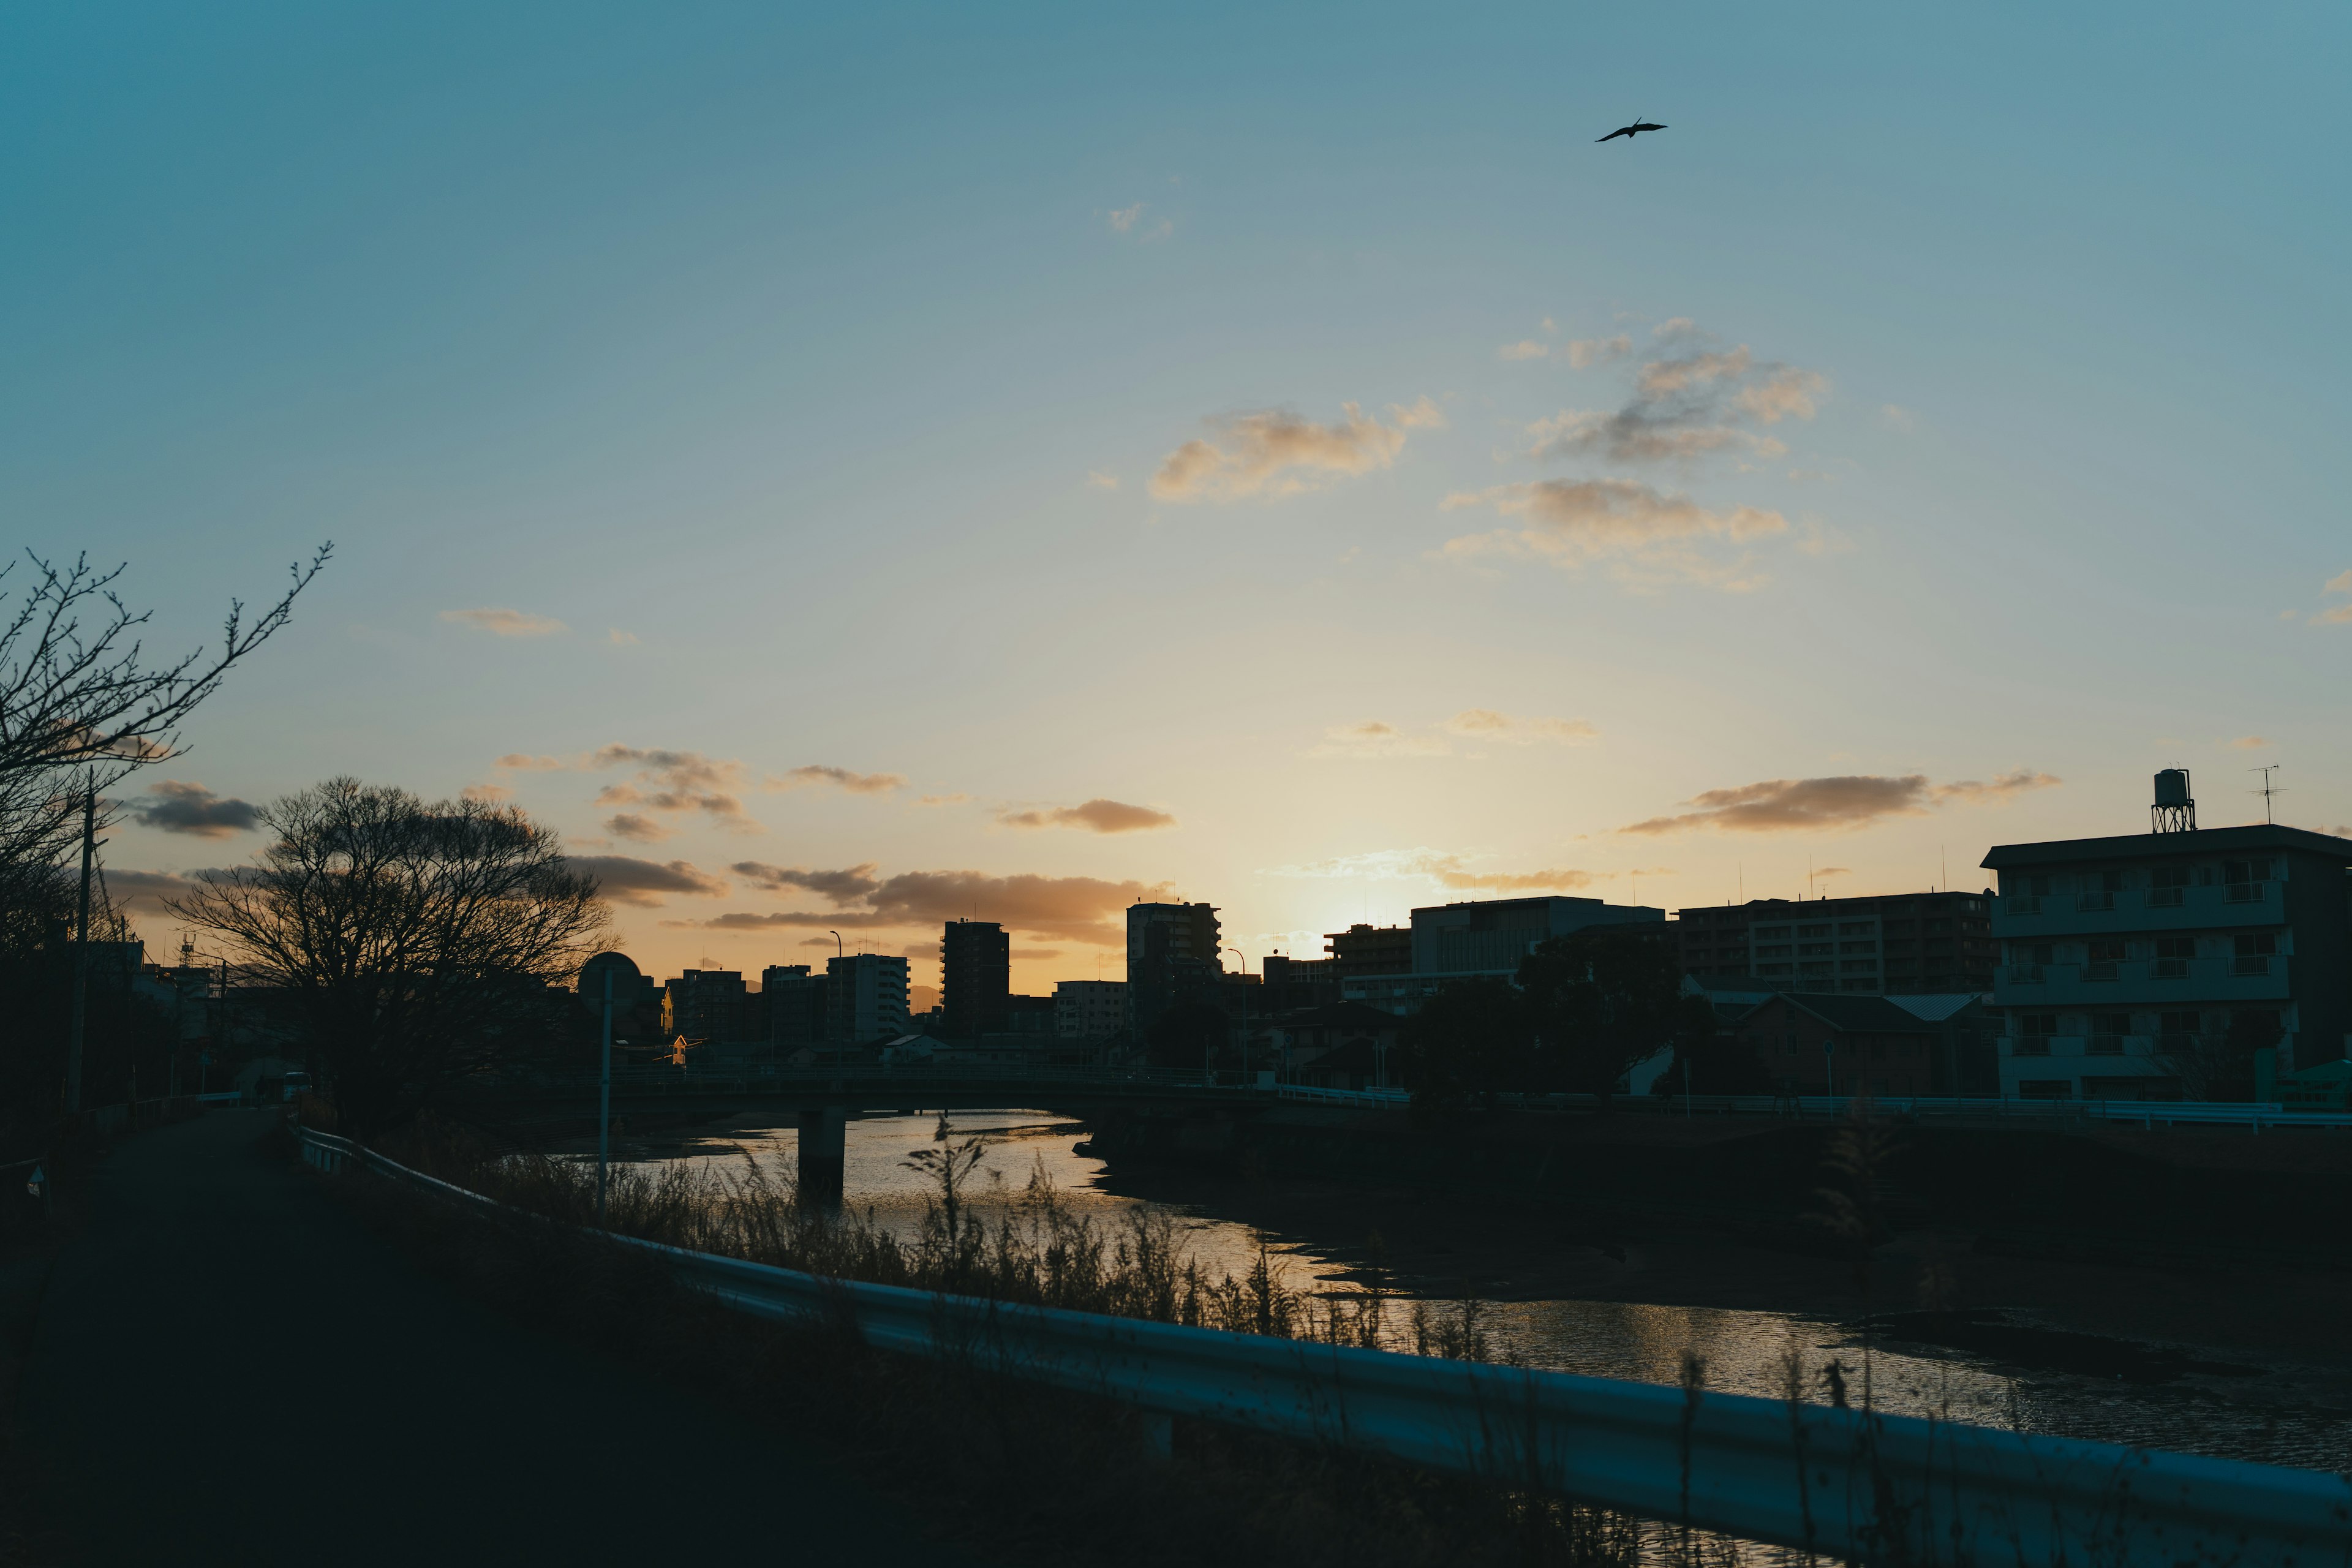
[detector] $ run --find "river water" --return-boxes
[641,1109,2352,1474]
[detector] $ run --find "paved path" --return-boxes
[21,1110,979,1566]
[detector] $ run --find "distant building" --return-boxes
[941,919,1010,1039]
[662,968,753,1044]
[1329,924,1412,977]
[1126,901,1222,1036]
[1725,992,1956,1096]
[1983,793,2352,1099]
[1054,979,1127,1039]
[761,964,826,1049]
[1407,895,1664,977]
[1671,892,1997,997]
[825,953,910,1042]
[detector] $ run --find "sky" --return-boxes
[8,1,2348,1006]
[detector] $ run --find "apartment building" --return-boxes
[1982,804,2352,1098]
[1673,892,1996,996]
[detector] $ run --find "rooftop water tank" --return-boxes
[2154,769,2192,807]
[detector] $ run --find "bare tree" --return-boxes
[0,543,330,896]
[166,778,609,1135]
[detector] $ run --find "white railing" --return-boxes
[295,1125,2352,1566]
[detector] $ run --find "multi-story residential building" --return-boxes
[1982,797,2352,1098]
[661,968,753,1044]
[941,919,1009,1039]
[1408,895,1664,976]
[1328,923,1412,977]
[1346,895,1664,1014]
[1126,901,1222,1035]
[824,954,910,1042]
[1054,979,1127,1039]
[1673,892,1997,996]
[760,964,826,1048]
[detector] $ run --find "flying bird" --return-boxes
[1597,116,1667,143]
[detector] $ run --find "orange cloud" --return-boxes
[996,799,1175,834]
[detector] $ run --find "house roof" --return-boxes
[1981,823,2352,870]
[1884,992,1990,1022]
[1762,992,1941,1034]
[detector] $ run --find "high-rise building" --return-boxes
[941,919,1010,1039]
[1327,924,1412,977]
[825,953,910,1042]
[1126,901,1222,1036]
[1673,892,1997,997]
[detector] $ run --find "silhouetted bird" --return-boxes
[1596,117,1667,143]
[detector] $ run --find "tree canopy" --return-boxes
[1517,926,1691,1105]
[167,778,608,1134]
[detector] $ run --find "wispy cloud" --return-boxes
[1086,470,1120,490]
[605,813,669,842]
[2313,570,2352,624]
[461,783,513,804]
[1621,769,2059,835]
[996,799,1177,834]
[1150,399,1441,502]
[767,764,908,796]
[607,628,641,646]
[440,607,567,638]
[1441,709,1598,745]
[589,745,759,833]
[567,855,728,907]
[2225,736,2270,750]
[1521,329,1826,466]
[681,869,1174,945]
[1308,720,1452,759]
[121,780,260,839]
[1441,478,1790,590]
[917,793,970,807]
[1264,846,1598,891]
[731,861,883,904]
[1106,202,1173,241]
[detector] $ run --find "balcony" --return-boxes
[1992,879,2283,937]
[1991,956,2290,1005]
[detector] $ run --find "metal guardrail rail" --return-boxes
[483,1066,2351,1127]
[296,1124,2352,1565]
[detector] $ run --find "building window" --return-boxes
[1839,940,1877,955]
[2086,938,2125,981]
[1798,942,1833,957]
[1838,922,1875,936]
[1840,959,1877,973]
[2090,1013,2130,1055]
[2233,933,2277,976]
[1798,924,1831,938]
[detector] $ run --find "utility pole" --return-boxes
[64,778,97,1114]
[597,967,614,1227]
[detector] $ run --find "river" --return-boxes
[636,1108,2352,1474]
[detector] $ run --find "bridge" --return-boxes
[482,1063,2352,1202]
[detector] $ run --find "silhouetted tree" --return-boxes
[166,778,606,1135]
[1397,976,1531,1102]
[2154,1009,2279,1102]
[1652,995,1770,1096]
[1145,999,1229,1074]
[0,545,328,887]
[1517,927,1688,1108]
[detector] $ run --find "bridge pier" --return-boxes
[796,1105,846,1205]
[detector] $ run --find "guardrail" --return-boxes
[481,1066,2352,1128]
[296,1123,2352,1565]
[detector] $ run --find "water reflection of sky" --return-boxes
[640,1112,2352,1474]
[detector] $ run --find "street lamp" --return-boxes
[1225,948,1250,1088]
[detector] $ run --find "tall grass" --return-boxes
[377,1118,1489,1359]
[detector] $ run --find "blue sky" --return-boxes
[9,1,2347,999]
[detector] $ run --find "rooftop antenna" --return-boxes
[2251,764,2285,824]
[1940,845,1947,894]
[1807,853,1814,900]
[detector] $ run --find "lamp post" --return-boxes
[1224,948,1250,1088]
[597,967,614,1227]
